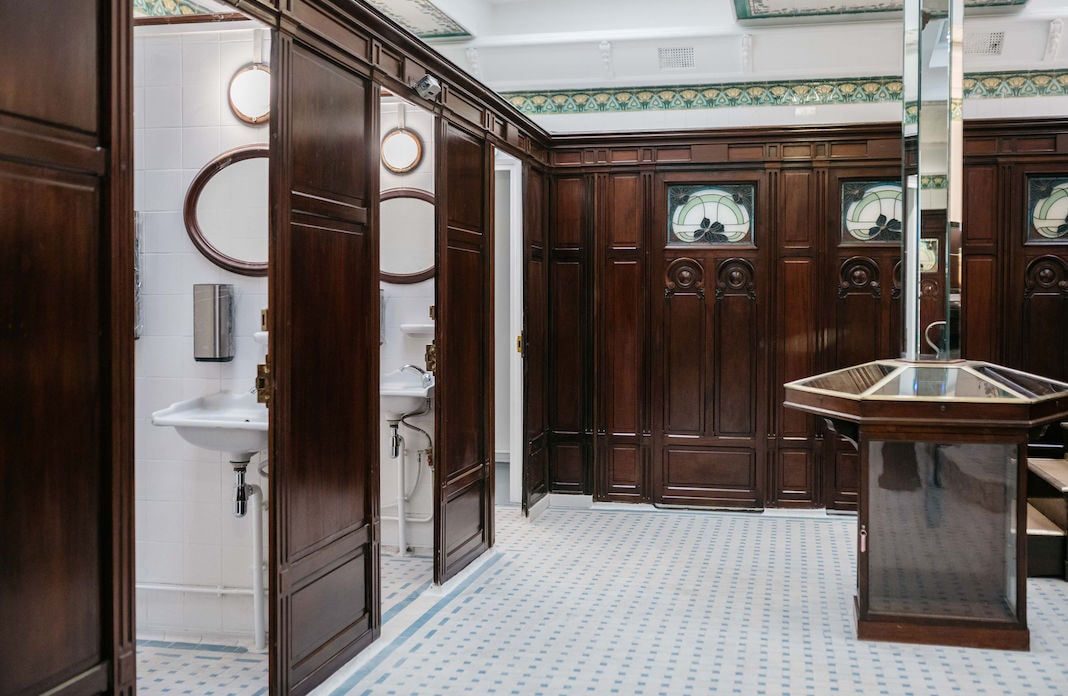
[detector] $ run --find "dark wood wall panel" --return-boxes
[550,261,586,432]
[435,123,493,583]
[963,256,998,360]
[660,448,758,506]
[604,260,643,434]
[272,39,378,695]
[714,262,757,437]
[0,163,106,695]
[663,286,705,435]
[548,174,591,492]
[548,121,1068,510]
[0,1,99,134]
[523,168,550,510]
[1021,255,1068,381]
[0,1,133,693]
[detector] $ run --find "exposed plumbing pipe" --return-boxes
[229,460,266,650]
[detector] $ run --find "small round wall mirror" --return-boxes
[381,127,423,174]
[228,63,271,125]
[380,188,435,283]
[184,145,269,277]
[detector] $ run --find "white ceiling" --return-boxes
[376,0,1068,92]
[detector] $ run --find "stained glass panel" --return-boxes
[842,180,903,243]
[667,184,754,245]
[1027,176,1068,243]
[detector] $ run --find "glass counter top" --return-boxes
[786,359,1068,404]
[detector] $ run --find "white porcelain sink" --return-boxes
[152,390,268,462]
[381,368,434,420]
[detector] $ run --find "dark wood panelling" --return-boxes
[0,1,99,134]
[663,265,706,435]
[550,442,586,492]
[604,260,643,433]
[0,1,133,693]
[660,448,758,506]
[778,259,818,437]
[781,169,814,249]
[963,256,998,361]
[777,450,816,504]
[272,39,378,695]
[1020,255,1068,381]
[553,176,586,248]
[435,123,493,582]
[523,167,550,512]
[715,259,757,436]
[964,165,998,246]
[548,173,591,493]
[550,260,586,432]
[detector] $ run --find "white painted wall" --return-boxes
[494,169,511,463]
[379,99,436,554]
[134,22,270,642]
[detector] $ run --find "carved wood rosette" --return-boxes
[664,257,705,298]
[1024,255,1068,299]
[838,256,881,300]
[716,258,756,301]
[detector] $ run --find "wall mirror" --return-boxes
[184,145,269,277]
[381,127,424,174]
[229,63,271,125]
[380,188,435,283]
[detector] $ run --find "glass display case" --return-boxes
[785,359,1068,650]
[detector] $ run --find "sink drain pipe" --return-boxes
[231,460,265,651]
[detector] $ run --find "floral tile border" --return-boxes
[502,71,1068,115]
[365,0,470,40]
[133,0,212,16]
[734,0,1026,22]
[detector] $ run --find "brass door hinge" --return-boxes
[516,333,524,355]
[425,341,437,373]
[256,356,272,406]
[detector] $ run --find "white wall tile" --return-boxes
[137,541,184,582]
[182,126,221,170]
[184,502,223,545]
[142,170,180,212]
[220,544,256,587]
[143,86,183,128]
[182,593,222,632]
[142,128,182,170]
[183,543,222,586]
[142,37,181,87]
[221,595,257,635]
[140,463,185,503]
[141,500,183,541]
[142,589,184,627]
[184,459,223,503]
[144,252,186,295]
[143,293,192,337]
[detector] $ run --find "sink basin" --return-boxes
[381,369,434,420]
[152,390,268,462]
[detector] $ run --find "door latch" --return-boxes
[256,357,272,406]
[516,333,523,355]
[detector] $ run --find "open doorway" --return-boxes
[493,149,525,507]
[132,5,271,691]
[378,92,437,616]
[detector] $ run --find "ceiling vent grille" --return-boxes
[658,47,695,71]
[965,31,1005,56]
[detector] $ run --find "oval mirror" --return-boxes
[381,127,423,174]
[380,188,435,283]
[184,145,269,277]
[228,63,271,125]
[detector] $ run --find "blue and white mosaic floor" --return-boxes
[139,506,1068,695]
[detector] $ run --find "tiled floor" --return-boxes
[139,506,1068,696]
[136,554,431,695]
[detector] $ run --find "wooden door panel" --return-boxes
[714,260,757,437]
[271,40,378,695]
[1021,255,1068,381]
[0,1,133,694]
[662,258,706,435]
[435,123,493,583]
[660,448,758,506]
[523,167,550,512]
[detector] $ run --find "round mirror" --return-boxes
[184,145,269,277]
[380,188,434,283]
[381,127,423,174]
[228,63,271,125]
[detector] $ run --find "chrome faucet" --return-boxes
[401,363,433,387]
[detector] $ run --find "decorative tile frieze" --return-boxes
[133,0,211,16]
[503,71,1068,115]
[734,0,1026,21]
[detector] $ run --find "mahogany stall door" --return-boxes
[823,168,903,510]
[523,166,550,514]
[0,2,135,695]
[269,38,380,694]
[435,122,494,583]
[651,172,768,508]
